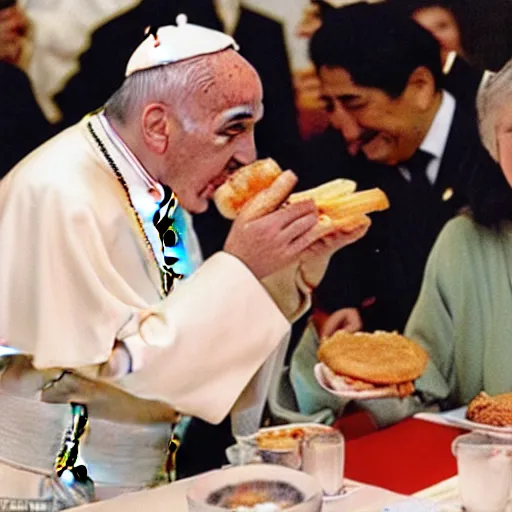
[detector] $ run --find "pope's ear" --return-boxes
[141,103,173,154]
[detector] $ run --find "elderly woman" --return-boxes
[394,59,512,414]
[286,59,512,427]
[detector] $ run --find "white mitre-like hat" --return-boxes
[125,14,240,77]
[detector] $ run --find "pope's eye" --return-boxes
[222,123,246,137]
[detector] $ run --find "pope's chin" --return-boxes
[172,189,207,214]
[189,187,217,214]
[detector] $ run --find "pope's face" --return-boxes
[319,66,429,165]
[164,53,264,213]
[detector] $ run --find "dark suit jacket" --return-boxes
[303,100,500,333]
[443,56,484,113]
[0,62,55,179]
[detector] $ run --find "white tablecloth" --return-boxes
[73,473,408,512]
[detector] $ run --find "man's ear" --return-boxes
[404,66,437,111]
[141,104,173,154]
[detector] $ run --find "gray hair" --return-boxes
[104,54,218,124]
[477,60,512,162]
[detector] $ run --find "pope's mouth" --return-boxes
[203,161,244,199]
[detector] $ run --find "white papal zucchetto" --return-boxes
[125,14,240,77]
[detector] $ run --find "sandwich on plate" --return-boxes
[317,330,429,398]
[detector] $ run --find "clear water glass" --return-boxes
[301,430,345,496]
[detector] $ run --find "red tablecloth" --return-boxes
[343,418,467,495]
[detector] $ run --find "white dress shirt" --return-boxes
[399,90,456,185]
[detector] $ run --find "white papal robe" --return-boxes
[0,113,309,499]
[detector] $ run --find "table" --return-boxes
[344,418,467,494]
[74,476,408,512]
[73,417,468,511]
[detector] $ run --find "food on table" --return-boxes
[255,425,330,451]
[466,392,512,427]
[317,330,429,398]
[213,158,390,232]
[207,479,304,511]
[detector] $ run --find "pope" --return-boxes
[0,15,368,506]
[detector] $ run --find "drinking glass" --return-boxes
[452,432,512,512]
[301,430,344,496]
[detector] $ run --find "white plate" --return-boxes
[314,363,398,400]
[441,406,512,436]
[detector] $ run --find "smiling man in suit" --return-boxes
[288,1,500,423]
[293,1,498,339]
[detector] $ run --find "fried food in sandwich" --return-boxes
[317,330,429,398]
[466,392,512,427]
[213,158,389,232]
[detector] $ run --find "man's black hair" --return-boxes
[310,1,443,98]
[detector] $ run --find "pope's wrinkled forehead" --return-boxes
[187,50,263,121]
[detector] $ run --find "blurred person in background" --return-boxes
[390,0,486,111]
[0,0,142,122]
[0,2,54,178]
[396,0,466,66]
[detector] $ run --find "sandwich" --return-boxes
[466,392,512,427]
[317,330,429,398]
[213,158,390,232]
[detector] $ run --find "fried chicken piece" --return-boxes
[467,392,512,427]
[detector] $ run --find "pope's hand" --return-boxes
[224,171,320,279]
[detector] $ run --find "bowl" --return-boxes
[187,464,323,512]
